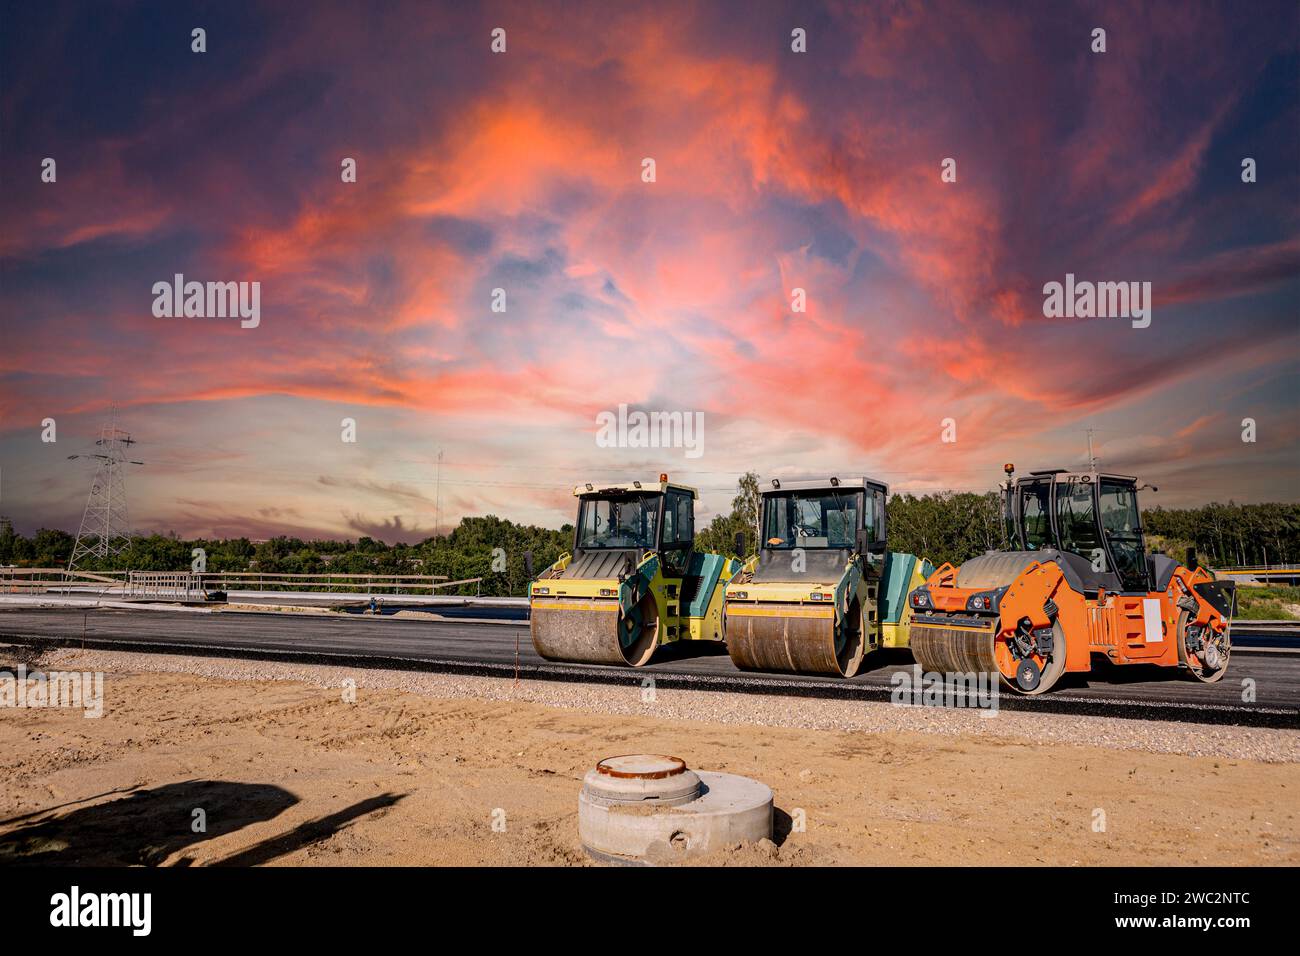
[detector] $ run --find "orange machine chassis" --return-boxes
[917,558,1230,686]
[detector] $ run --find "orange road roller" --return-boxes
[907,465,1235,694]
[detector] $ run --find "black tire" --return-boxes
[618,590,660,667]
[1177,609,1229,683]
[836,596,865,678]
[1000,620,1068,696]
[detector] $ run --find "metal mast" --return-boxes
[67,408,143,572]
[435,447,444,536]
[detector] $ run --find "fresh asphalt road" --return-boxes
[1,607,1297,727]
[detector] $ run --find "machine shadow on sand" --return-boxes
[0,780,410,867]
[0,780,300,866]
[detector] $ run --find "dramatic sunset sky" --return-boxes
[2,1,1297,541]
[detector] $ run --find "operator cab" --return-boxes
[572,477,695,575]
[753,477,887,582]
[1003,466,1150,592]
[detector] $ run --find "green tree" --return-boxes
[31,528,74,567]
[696,472,760,559]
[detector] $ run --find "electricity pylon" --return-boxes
[67,409,143,573]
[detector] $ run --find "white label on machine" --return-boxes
[1142,598,1164,643]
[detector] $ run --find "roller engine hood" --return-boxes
[750,547,851,585]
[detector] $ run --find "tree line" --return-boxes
[1142,502,1300,569]
[2,483,1296,596]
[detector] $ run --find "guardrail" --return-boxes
[1219,564,1300,571]
[1,567,484,597]
[0,568,128,593]
[1216,565,1300,583]
[198,571,480,595]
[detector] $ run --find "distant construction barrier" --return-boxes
[126,571,204,601]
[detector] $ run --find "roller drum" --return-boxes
[726,603,863,677]
[908,619,1000,675]
[530,595,659,667]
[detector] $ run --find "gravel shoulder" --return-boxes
[2,646,1297,866]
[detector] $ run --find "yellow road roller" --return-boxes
[724,476,932,677]
[530,476,741,666]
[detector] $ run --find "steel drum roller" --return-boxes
[908,618,1000,675]
[530,594,659,667]
[726,603,863,677]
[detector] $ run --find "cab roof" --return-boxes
[1022,470,1138,484]
[760,476,889,495]
[573,479,698,498]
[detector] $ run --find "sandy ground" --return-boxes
[1,646,1297,867]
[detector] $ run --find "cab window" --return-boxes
[864,488,883,543]
[1099,479,1147,591]
[763,491,861,549]
[1055,480,1102,559]
[576,494,660,550]
[662,490,693,545]
[661,490,694,571]
[1019,480,1053,550]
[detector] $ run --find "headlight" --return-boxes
[910,590,930,608]
[966,592,998,612]
[730,590,748,600]
[534,587,549,595]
